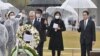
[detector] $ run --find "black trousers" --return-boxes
[37,41,44,56]
[52,50,61,56]
[81,41,92,56]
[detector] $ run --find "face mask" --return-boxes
[55,16,60,19]
[10,16,15,19]
[36,14,41,18]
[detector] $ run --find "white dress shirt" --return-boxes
[84,18,89,26]
[37,17,42,22]
[84,18,89,29]
[32,19,35,24]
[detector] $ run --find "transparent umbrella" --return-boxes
[46,6,78,19]
[0,1,9,10]
[0,1,19,21]
[4,3,19,15]
[63,0,97,8]
[4,3,14,8]
[46,5,78,27]
[62,0,97,22]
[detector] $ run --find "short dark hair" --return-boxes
[8,11,15,18]
[54,11,61,16]
[83,11,89,15]
[36,9,43,14]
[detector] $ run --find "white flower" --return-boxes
[16,24,40,49]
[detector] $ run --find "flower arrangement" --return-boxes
[16,24,40,46]
[11,24,40,56]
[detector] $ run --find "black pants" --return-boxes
[37,41,44,56]
[81,42,92,56]
[52,50,61,56]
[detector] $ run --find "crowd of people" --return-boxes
[0,8,96,56]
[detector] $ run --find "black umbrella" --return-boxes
[27,0,62,7]
[27,0,62,23]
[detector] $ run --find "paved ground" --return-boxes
[14,49,81,56]
[9,31,100,56]
[17,52,81,56]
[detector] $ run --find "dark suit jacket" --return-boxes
[78,19,96,44]
[26,19,39,29]
[36,18,47,42]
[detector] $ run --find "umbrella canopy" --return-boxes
[0,1,19,14]
[0,1,15,10]
[62,0,97,8]
[4,3,14,8]
[0,1,9,10]
[61,5,78,17]
[46,7,72,18]
[27,0,62,7]
[0,1,19,16]
[46,6,78,19]
[5,3,19,15]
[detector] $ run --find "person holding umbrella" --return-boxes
[77,11,96,56]
[48,11,66,56]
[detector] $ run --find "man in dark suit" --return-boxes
[26,11,39,29]
[35,9,48,56]
[24,11,40,44]
[78,11,96,56]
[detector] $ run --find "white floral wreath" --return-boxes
[11,24,40,56]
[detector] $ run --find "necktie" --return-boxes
[84,20,86,30]
[37,18,39,22]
